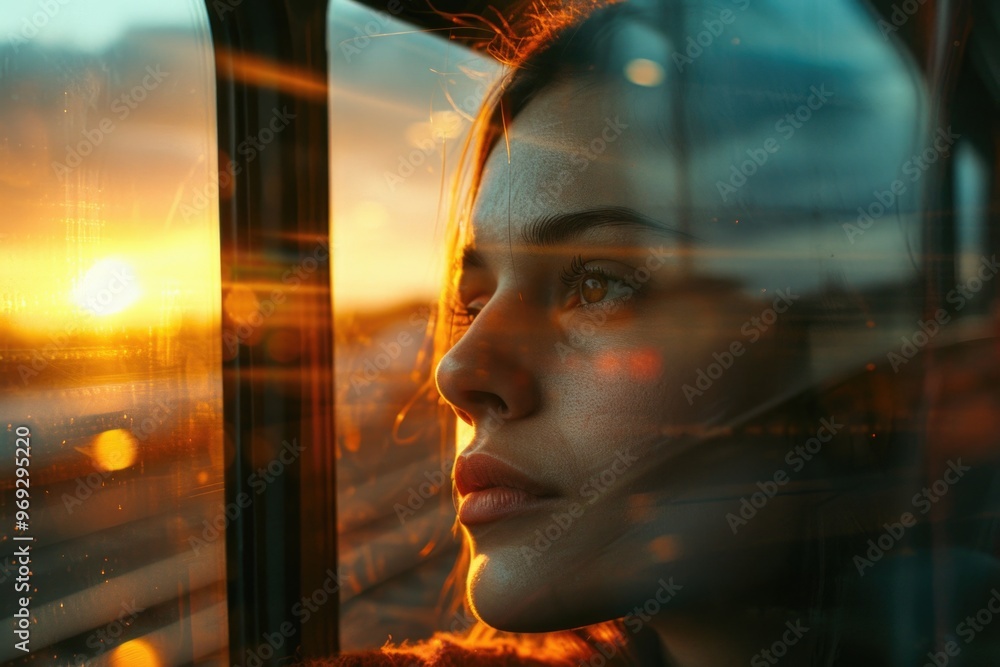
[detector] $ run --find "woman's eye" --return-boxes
[562,256,637,310]
[579,273,608,304]
[575,271,634,308]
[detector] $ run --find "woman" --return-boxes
[338,0,1000,664]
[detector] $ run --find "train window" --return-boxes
[328,0,1000,664]
[4,0,998,664]
[329,0,499,650]
[1,1,227,665]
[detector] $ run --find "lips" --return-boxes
[454,453,557,526]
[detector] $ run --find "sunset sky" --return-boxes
[329,0,499,313]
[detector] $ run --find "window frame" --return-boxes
[206,0,338,661]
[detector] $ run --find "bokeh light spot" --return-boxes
[92,429,138,471]
[110,639,161,667]
[223,285,260,323]
[624,58,664,87]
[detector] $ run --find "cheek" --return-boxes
[555,346,671,441]
[591,346,664,384]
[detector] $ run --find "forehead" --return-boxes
[463,20,925,292]
[469,80,679,251]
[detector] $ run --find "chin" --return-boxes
[465,547,621,633]
[469,593,572,634]
[465,548,563,632]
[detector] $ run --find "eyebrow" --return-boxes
[460,206,687,271]
[523,206,685,246]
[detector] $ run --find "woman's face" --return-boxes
[433,20,928,626]
[434,77,813,632]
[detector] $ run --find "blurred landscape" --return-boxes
[0,18,228,667]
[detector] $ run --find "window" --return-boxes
[2,0,997,664]
[1,1,227,664]
[329,0,498,650]
[327,0,1000,662]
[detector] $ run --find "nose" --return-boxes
[434,297,542,428]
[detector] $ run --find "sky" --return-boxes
[1,0,498,316]
[1,0,199,51]
[329,0,499,313]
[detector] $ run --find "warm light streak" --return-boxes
[216,49,327,100]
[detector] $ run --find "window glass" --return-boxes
[328,0,1000,662]
[329,0,498,650]
[0,1,226,665]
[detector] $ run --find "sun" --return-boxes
[72,257,142,316]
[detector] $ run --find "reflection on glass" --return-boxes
[332,0,999,664]
[0,1,227,665]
